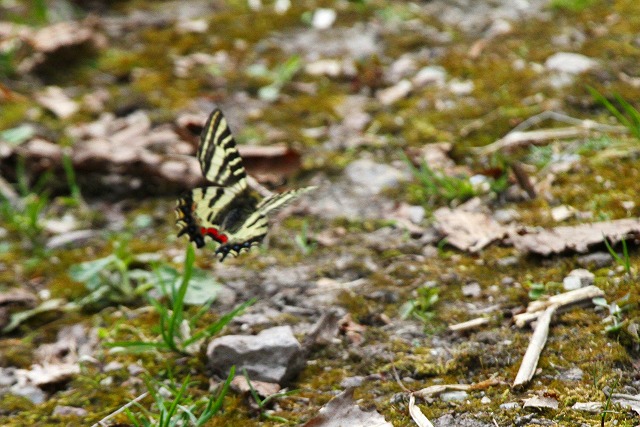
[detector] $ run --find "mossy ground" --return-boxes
[1,0,640,425]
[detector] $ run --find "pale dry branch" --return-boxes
[90,392,149,427]
[448,317,490,332]
[514,285,605,327]
[477,111,628,155]
[513,305,556,388]
[409,394,434,427]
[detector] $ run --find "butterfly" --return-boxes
[176,108,314,261]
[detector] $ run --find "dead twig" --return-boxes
[448,317,490,332]
[514,285,605,327]
[513,305,556,387]
[90,392,149,427]
[409,394,434,427]
[477,111,628,155]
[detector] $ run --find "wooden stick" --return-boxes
[409,394,434,427]
[514,285,604,327]
[513,305,556,387]
[91,392,149,427]
[477,111,628,155]
[448,317,489,332]
[478,127,593,155]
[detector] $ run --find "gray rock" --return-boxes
[52,405,88,417]
[577,252,613,268]
[545,52,598,74]
[412,66,447,88]
[434,413,493,427]
[207,326,305,385]
[9,384,46,404]
[0,367,17,387]
[559,367,584,381]
[440,390,468,402]
[377,79,412,105]
[340,376,364,388]
[103,361,124,372]
[497,256,518,267]
[344,159,409,195]
[563,268,595,291]
[462,282,482,298]
[500,401,520,410]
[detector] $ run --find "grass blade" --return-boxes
[184,298,255,347]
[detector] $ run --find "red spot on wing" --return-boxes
[200,227,229,244]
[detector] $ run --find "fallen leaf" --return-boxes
[433,207,510,252]
[230,376,281,397]
[611,393,640,415]
[510,218,640,256]
[238,145,303,184]
[523,395,559,410]
[303,388,392,427]
[34,86,79,119]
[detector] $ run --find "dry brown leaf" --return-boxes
[230,376,281,397]
[338,313,366,346]
[303,388,392,427]
[19,18,105,73]
[238,145,303,184]
[34,86,79,119]
[510,218,640,256]
[433,207,510,252]
[523,395,559,410]
[0,290,38,307]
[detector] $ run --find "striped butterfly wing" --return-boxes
[197,109,247,192]
[176,107,316,261]
[176,185,251,249]
[176,109,249,248]
[215,186,316,261]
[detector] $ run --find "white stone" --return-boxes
[563,268,595,291]
[412,66,447,87]
[448,79,474,95]
[545,52,598,74]
[551,205,575,222]
[312,8,336,30]
[377,79,412,105]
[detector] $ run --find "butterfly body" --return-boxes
[176,109,314,261]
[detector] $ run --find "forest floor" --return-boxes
[1,0,640,426]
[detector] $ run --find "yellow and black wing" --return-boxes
[214,186,316,261]
[176,108,315,261]
[197,109,247,193]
